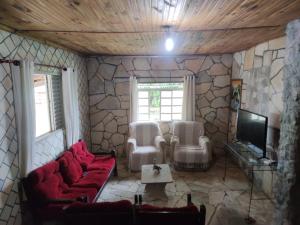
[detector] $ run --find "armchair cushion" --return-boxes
[128,122,165,171]
[129,122,162,146]
[171,121,212,170]
[173,121,204,145]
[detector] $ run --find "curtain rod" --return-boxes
[114,76,183,79]
[35,63,67,71]
[0,59,20,66]
[0,60,67,71]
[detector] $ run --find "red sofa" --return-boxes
[63,194,205,225]
[64,200,133,225]
[22,140,117,224]
[134,194,206,225]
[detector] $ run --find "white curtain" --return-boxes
[182,75,195,121]
[12,60,36,177]
[62,68,80,148]
[129,76,138,122]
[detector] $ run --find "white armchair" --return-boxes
[127,122,166,171]
[170,121,212,170]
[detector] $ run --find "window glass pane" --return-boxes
[172,114,182,120]
[172,106,182,113]
[161,114,172,121]
[138,91,148,98]
[138,98,148,106]
[138,106,148,113]
[149,107,160,120]
[173,90,183,97]
[137,82,183,122]
[34,75,51,137]
[161,106,171,113]
[149,112,160,121]
[172,98,182,105]
[161,91,171,98]
[161,98,171,105]
[138,114,149,121]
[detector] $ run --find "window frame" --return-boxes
[137,82,183,122]
[33,73,64,138]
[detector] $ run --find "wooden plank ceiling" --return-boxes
[0,0,299,55]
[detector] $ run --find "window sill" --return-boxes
[35,129,64,143]
[137,120,182,123]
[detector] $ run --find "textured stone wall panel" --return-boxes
[274,20,300,225]
[87,55,232,156]
[230,36,285,198]
[0,29,90,225]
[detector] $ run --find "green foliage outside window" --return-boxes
[149,90,160,108]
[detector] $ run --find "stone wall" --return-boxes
[231,36,285,154]
[274,19,300,225]
[87,55,232,156]
[0,29,90,225]
[230,37,285,196]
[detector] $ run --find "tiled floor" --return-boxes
[98,157,275,225]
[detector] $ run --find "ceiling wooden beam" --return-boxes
[16,25,281,34]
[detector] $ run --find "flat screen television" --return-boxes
[236,109,268,158]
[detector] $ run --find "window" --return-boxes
[137,83,183,121]
[33,74,64,137]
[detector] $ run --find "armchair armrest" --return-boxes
[155,136,166,162]
[198,136,210,147]
[127,138,137,152]
[170,136,180,146]
[127,138,137,171]
[170,136,180,162]
[154,136,166,150]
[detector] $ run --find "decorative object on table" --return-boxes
[153,158,162,174]
[230,79,243,111]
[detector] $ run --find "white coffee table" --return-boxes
[141,164,173,197]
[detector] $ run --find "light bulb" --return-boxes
[165,37,174,51]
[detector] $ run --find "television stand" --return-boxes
[223,142,277,224]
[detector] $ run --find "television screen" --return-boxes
[236,109,268,156]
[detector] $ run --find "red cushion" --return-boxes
[26,161,69,203]
[70,141,95,169]
[86,156,115,171]
[61,187,98,203]
[58,152,83,185]
[71,171,109,189]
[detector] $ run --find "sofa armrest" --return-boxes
[46,195,88,204]
[93,149,116,158]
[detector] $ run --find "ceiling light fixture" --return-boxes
[165,37,174,52]
[163,25,174,52]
